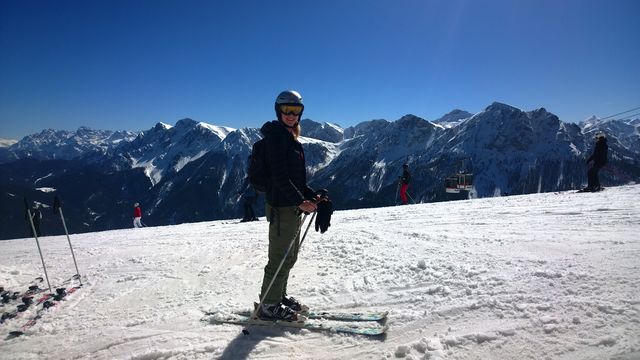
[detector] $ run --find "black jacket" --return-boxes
[401,169,411,185]
[587,138,608,167]
[261,121,315,207]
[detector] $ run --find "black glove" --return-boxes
[315,189,329,199]
[315,198,334,233]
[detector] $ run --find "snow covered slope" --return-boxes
[1,185,638,359]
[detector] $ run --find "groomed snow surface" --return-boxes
[1,185,639,360]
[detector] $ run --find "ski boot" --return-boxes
[256,302,300,322]
[281,295,309,314]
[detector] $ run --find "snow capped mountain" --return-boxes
[312,114,442,207]
[1,103,639,240]
[0,138,17,147]
[432,109,474,128]
[580,115,640,154]
[0,139,17,164]
[300,119,344,143]
[0,127,138,164]
[313,103,601,207]
[343,119,390,139]
[443,103,586,196]
[116,118,235,185]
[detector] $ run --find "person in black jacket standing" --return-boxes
[240,156,259,222]
[255,90,318,321]
[584,131,608,192]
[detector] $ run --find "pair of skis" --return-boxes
[203,210,387,336]
[3,196,85,338]
[1,274,81,330]
[202,309,389,336]
[0,277,45,324]
[6,280,82,339]
[6,285,82,340]
[576,186,605,193]
[0,277,44,307]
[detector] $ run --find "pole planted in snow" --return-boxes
[53,196,82,286]
[24,198,52,292]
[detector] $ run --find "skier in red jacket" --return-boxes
[399,164,411,205]
[133,203,143,228]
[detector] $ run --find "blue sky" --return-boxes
[1,0,639,139]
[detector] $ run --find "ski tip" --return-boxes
[376,324,390,336]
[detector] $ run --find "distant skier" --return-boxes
[314,189,334,233]
[27,202,43,236]
[240,186,258,222]
[583,132,608,192]
[240,158,259,222]
[398,164,411,205]
[133,203,143,228]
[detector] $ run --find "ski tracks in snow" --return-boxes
[1,185,639,359]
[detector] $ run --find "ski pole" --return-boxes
[24,198,52,293]
[250,212,310,321]
[406,191,416,204]
[297,212,317,249]
[395,182,400,205]
[53,196,82,286]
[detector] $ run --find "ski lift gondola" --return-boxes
[445,176,461,193]
[445,160,474,193]
[457,173,473,191]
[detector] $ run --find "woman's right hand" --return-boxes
[298,200,317,213]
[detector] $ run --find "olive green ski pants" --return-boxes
[260,204,302,304]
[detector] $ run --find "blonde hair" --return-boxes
[282,121,302,139]
[292,123,301,139]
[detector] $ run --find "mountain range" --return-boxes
[1,102,639,240]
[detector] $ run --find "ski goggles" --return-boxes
[279,104,303,116]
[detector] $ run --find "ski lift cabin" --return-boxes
[445,172,474,193]
[457,173,473,191]
[445,176,461,193]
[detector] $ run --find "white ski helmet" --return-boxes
[134,202,139,207]
[595,131,606,140]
